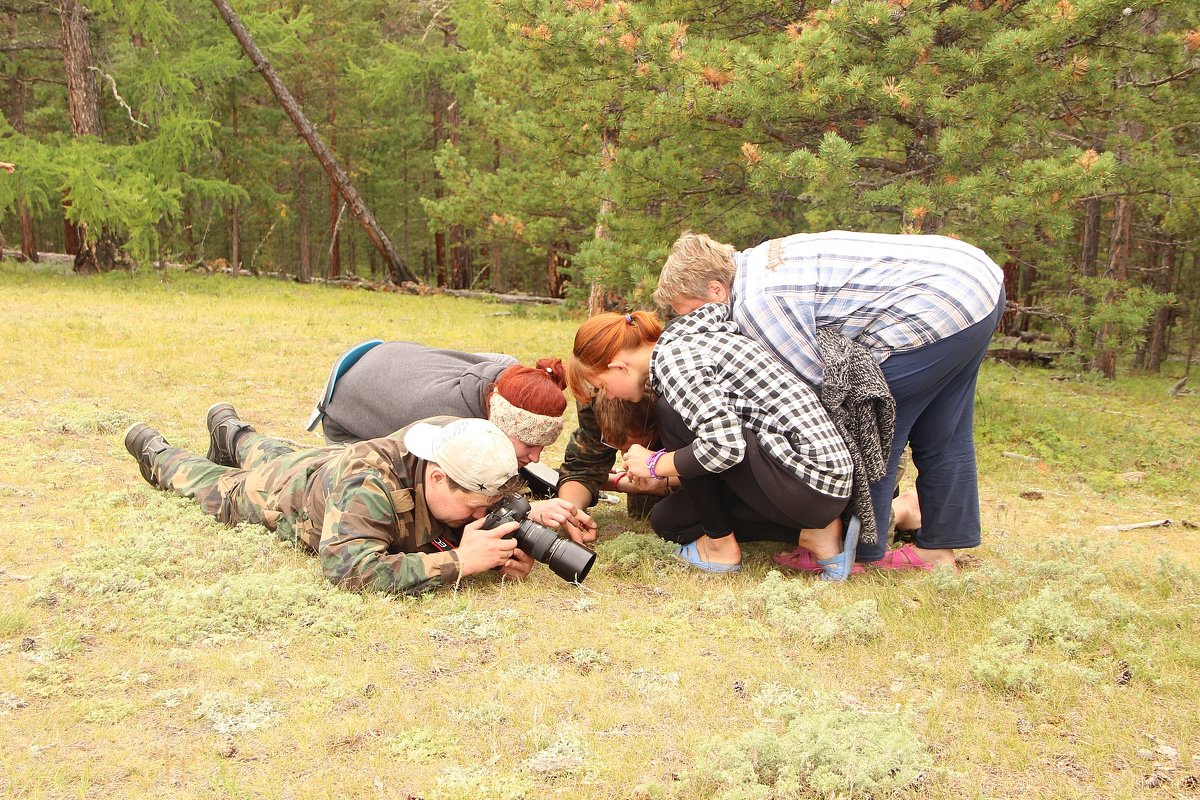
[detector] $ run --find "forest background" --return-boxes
[3,0,1200,377]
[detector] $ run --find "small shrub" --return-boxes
[991,588,1106,651]
[153,688,192,708]
[194,691,281,735]
[1152,554,1200,599]
[435,767,532,800]
[626,667,680,697]
[0,611,28,637]
[83,698,137,724]
[428,609,504,642]
[595,532,682,576]
[45,401,134,436]
[1086,586,1146,622]
[705,702,931,798]
[748,571,882,648]
[525,733,587,775]
[556,647,611,674]
[383,728,456,761]
[748,683,808,722]
[451,699,507,725]
[30,493,365,643]
[969,641,1046,694]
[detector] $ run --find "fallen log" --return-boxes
[987,347,1059,367]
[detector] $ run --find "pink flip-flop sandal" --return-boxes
[772,547,865,575]
[874,544,955,572]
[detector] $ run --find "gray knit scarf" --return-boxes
[817,328,896,546]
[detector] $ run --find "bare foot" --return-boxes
[798,517,843,560]
[693,534,741,565]
[893,489,921,531]
[910,545,956,567]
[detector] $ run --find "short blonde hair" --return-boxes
[653,231,737,309]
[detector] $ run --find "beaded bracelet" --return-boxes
[645,448,668,480]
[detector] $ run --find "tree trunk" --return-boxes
[182,197,196,263]
[59,0,99,137]
[60,0,120,272]
[431,90,447,287]
[326,103,340,278]
[229,101,241,270]
[6,14,37,262]
[400,146,411,279]
[1079,195,1101,280]
[1146,237,1176,373]
[438,23,471,290]
[588,119,620,316]
[488,138,502,291]
[63,209,79,255]
[19,204,37,262]
[1185,252,1198,380]
[1132,236,1159,370]
[547,244,567,298]
[1091,193,1134,378]
[209,0,415,283]
[297,163,311,283]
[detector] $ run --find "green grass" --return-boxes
[1,261,1198,799]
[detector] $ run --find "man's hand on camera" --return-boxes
[530,498,597,545]
[457,517,523,577]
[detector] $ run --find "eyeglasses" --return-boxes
[596,396,655,452]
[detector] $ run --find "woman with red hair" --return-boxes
[305,340,592,537]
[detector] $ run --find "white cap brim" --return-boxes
[402,422,442,461]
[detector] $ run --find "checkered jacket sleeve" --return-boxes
[650,310,854,498]
[652,341,749,473]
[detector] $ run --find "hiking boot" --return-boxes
[124,423,170,488]
[205,402,255,467]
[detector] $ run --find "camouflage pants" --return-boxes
[150,433,338,540]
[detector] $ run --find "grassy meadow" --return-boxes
[1,261,1198,800]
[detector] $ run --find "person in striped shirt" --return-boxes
[654,230,1006,571]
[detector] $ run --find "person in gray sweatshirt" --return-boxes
[309,340,595,541]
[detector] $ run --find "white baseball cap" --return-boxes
[403,418,518,494]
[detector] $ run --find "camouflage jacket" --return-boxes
[275,416,466,594]
[555,402,616,508]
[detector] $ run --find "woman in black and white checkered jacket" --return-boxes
[569,306,859,581]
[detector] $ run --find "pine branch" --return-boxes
[1120,67,1200,90]
[854,157,909,175]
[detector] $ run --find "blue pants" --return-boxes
[858,290,1006,561]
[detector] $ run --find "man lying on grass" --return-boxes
[123,406,530,594]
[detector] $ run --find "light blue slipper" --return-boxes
[676,541,742,573]
[817,515,861,582]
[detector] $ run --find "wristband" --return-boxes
[645,448,668,480]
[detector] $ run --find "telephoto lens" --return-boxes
[482,495,596,583]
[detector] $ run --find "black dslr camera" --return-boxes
[482,495,596,583]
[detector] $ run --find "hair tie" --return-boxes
[625,313,636,326]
